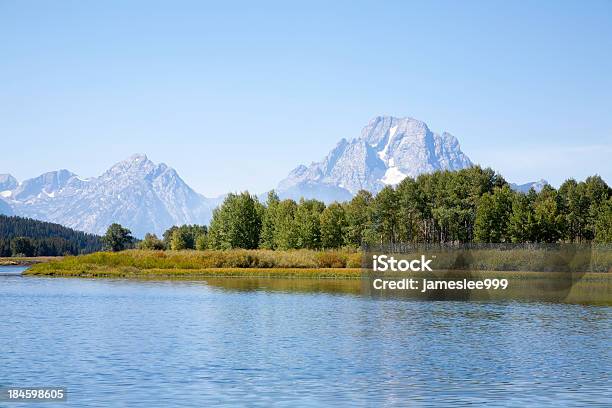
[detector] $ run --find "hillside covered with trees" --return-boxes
[0,215,103,256]
[138,167,611,252]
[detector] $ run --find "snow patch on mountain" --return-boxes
[382,167,407,185]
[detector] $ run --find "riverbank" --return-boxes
[0,256,61,266]
[24,247,612,276]
[25,265,362,279]
[23,249,363,278]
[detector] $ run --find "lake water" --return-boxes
[1,266,610,407]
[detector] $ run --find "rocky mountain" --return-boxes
[509,179,548,193]
[276,116,473,201]
[0,155,220,237]
[10,169,76,201]
[0,174,18,192]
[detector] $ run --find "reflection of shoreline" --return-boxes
[203,277,363,296]
[163,271,612,305]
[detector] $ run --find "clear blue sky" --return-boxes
[1,0,611,196]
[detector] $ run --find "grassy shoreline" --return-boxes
[23,264,610,281]
[25,266,363,279]
[21,249,612,281]
[0,256,62,266]
[18,250,611,305]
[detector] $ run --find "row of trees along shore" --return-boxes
[127,167,612,252]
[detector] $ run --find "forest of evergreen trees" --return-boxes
[140,167,612,251]
[0,215,103,256]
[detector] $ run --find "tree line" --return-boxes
[0,215,103,257]
[135,167,611,252]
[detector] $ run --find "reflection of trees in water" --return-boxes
[203,277,362,295]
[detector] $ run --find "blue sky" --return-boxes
[1,0,611,196]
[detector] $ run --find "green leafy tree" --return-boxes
[371,186,398,244]
[508,190,538,242]
[139,233,165,250]
[295,198,325,249]
[474,185,514,242]
[195,234,208,250]
[164,225,207,250]
[259,191,280,249]
[594,197,612,243]
[273,199,299,249]
[583,176,612,240]
[102,223,134,252]
[395,178,423,243]
[558,179,588,242]
[532,186,562,242]
[344,190,374,247]
[170,228,191,250]
[162,226,178,248]
[208,192,261,249]
[320,203,347,248]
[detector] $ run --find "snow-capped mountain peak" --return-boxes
[277,115,473,202]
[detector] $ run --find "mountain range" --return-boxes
[0,155,220,237]
[0,115,545,237]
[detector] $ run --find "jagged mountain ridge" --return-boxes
[0,155,220,237]
[276,116,473,201]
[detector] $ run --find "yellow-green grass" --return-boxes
[26,249,363,271]
[24,248,611,280]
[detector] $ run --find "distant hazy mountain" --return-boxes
[276,116,473,202]
[10,169,76,201]
[509,179,548,193]
[0,174,18,192]
[0,198,12,216]
[0,155,220,237]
